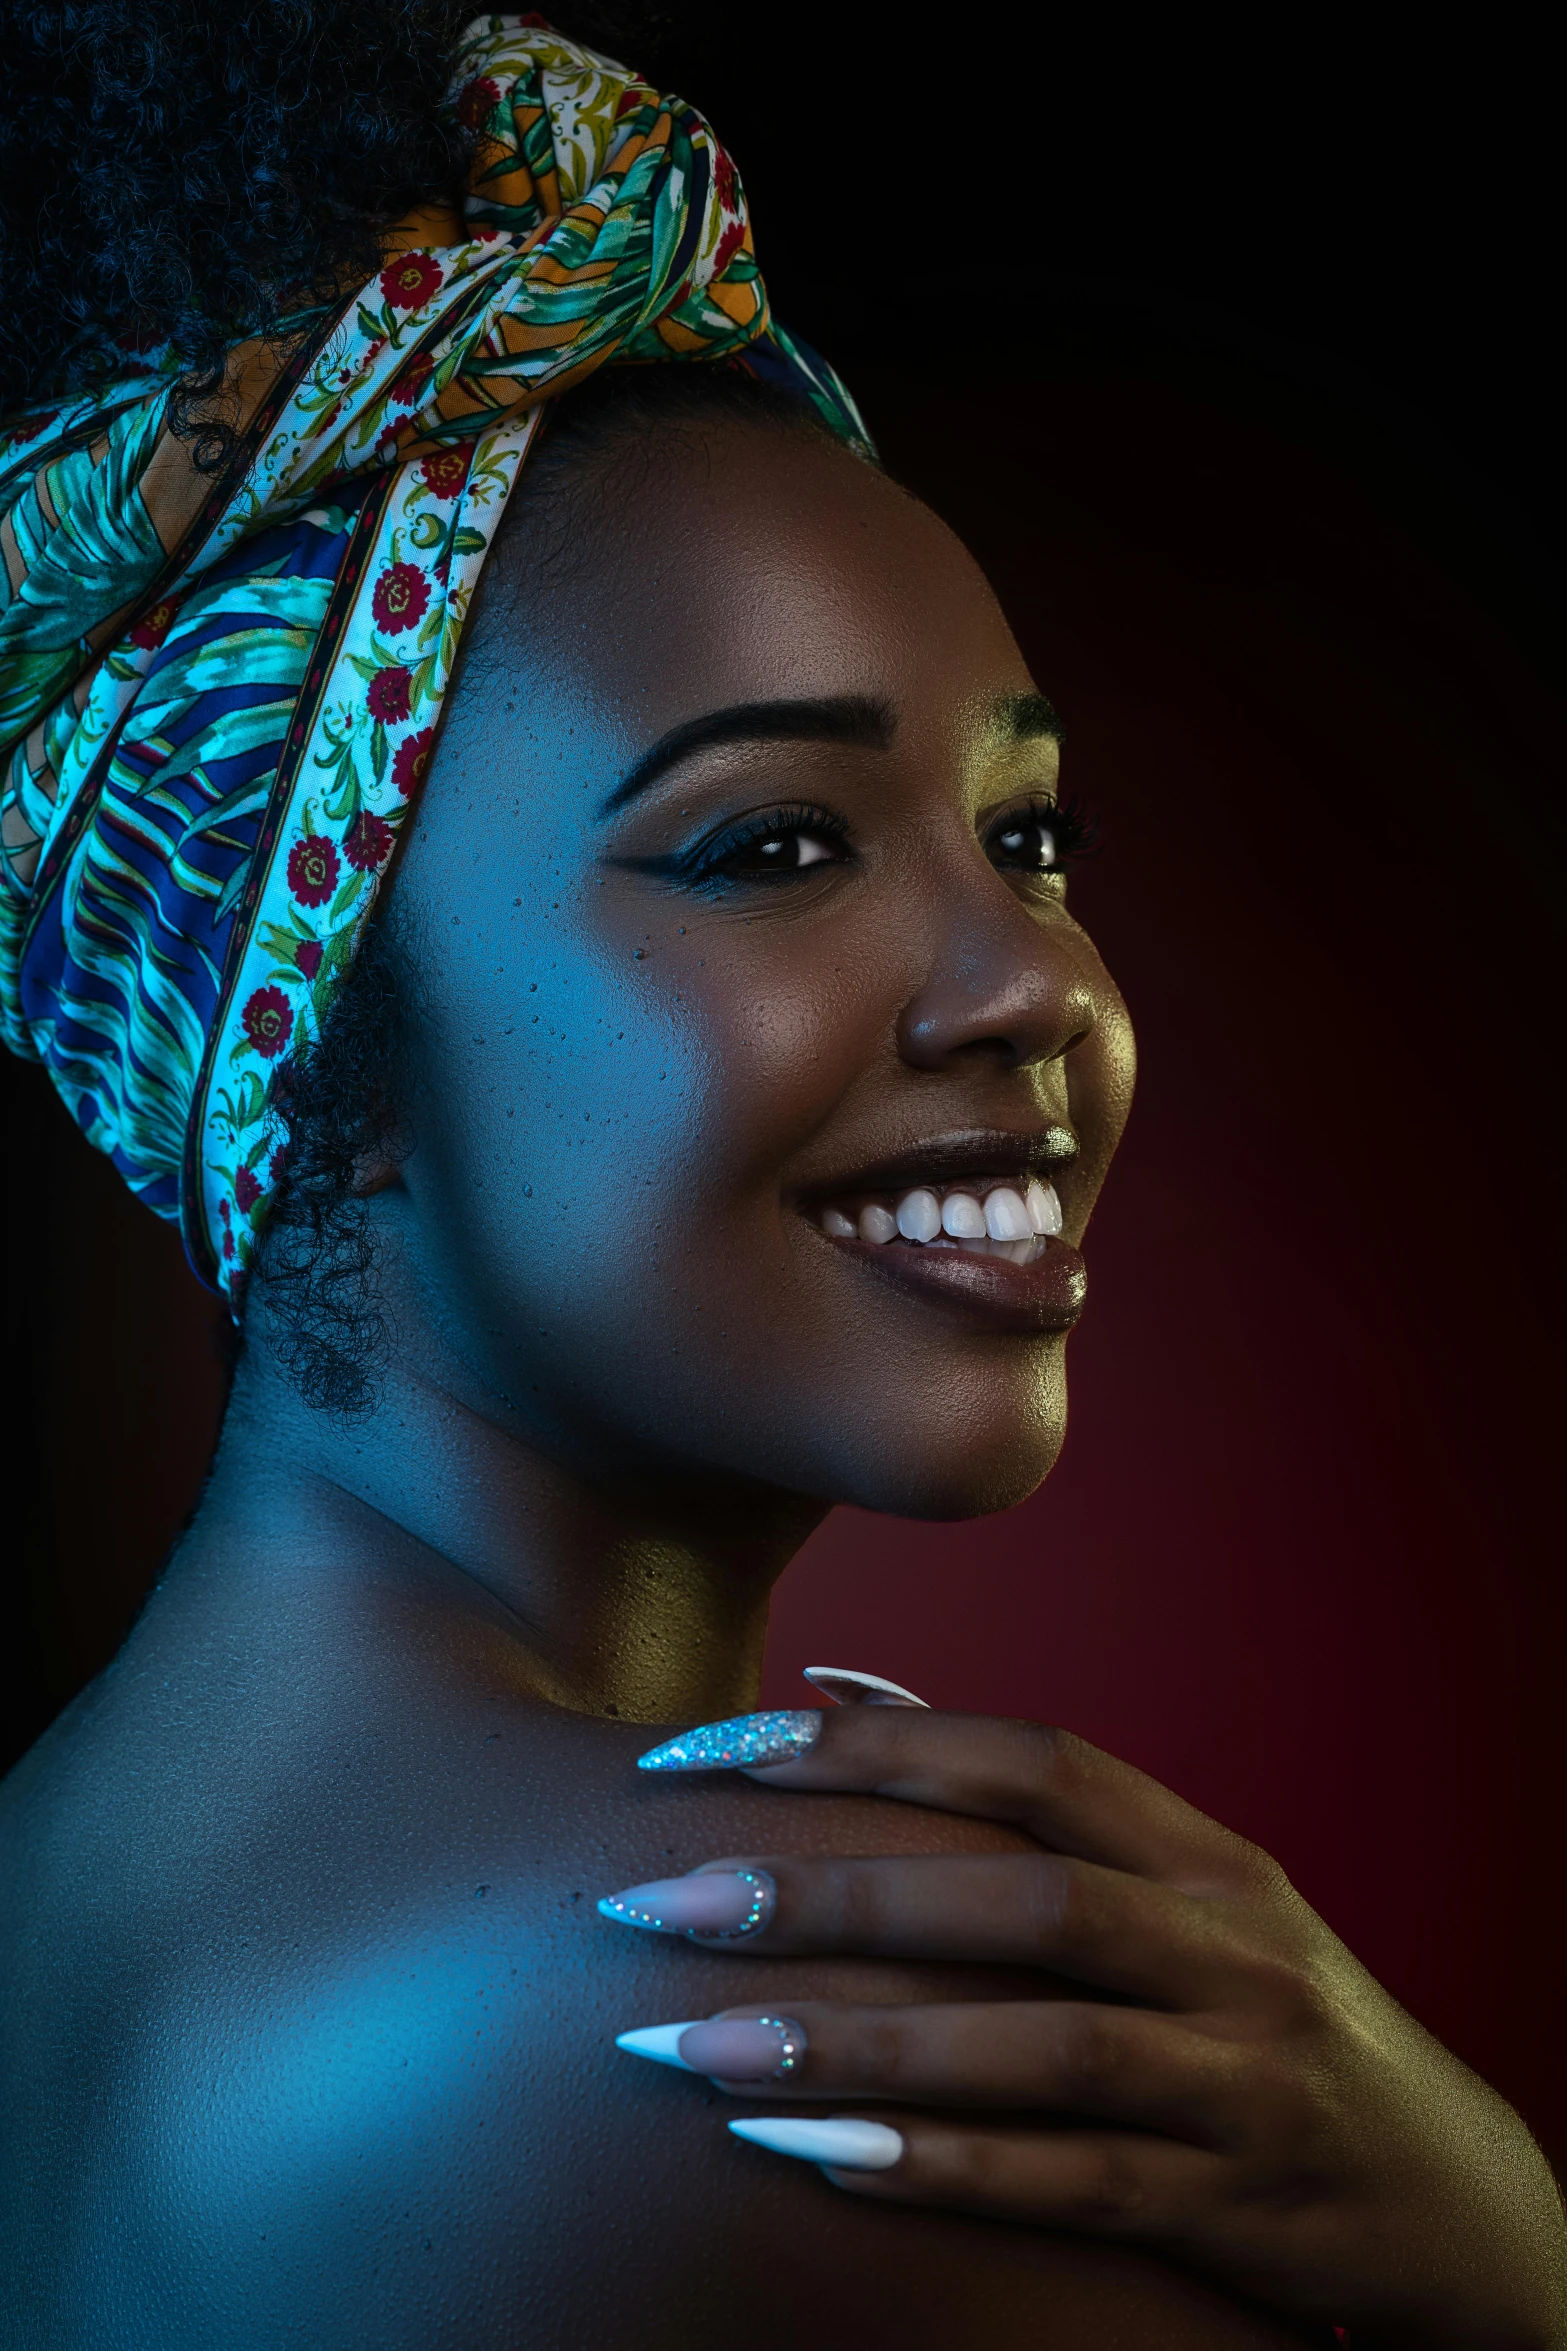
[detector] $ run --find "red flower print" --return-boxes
[222,1229,236,1260]
[371,561,430,634]
[392,727,435,797]
[219,1194,232,1226]
[234,1165,262,1215]
[714,148,737,217]
[456,73,501,131]
[390,352,435,411]
[268,1144,289,1187]
[287,832,340,907]
[295,938,324,981]
[711,214,744,278]
[380,252,443,311]
[419,448,469,499]
[367,665,412,724]
[242,985,293,1059]
[343,810,394,872]
[129,597,180,650]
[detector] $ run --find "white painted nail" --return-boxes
[822,1206,857,1238]
[859,1203,898,1244]
[940,1191,987,1238]
[1025,1177,1063,1236]
[803,1666,930,1709]
[616,2022,703,2072]
[728,2116,904,2171]
[894,1186,941,1242]
[983,1187,1032,1241]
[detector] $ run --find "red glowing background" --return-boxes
[6,360,1562,2165]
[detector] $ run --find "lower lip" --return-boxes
[818,1231,1087,1333]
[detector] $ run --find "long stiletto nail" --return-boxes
[618,2015,806,2081]
[615,2022,701,2072]
[636,1711,821,1772]
[728,2116,903,2171]
[803,1666,930,1708]
[597,1867,775,1940]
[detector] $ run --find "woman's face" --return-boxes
[383,416,1135,1518]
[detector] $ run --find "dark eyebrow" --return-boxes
[991,690,1064,746]
[598,695,895,816]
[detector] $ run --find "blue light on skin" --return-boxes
[207,418,1132,1728]
[4,416,1135,2344]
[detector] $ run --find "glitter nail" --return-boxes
[636,1710,822,1773]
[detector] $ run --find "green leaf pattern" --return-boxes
[0,15,870,1308]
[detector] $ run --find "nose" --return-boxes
[896,891,1099,1076]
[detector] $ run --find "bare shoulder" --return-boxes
[0,1578,1322,2351]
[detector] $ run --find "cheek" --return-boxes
[1067,946,1137,1200]
[402,904,878,1311]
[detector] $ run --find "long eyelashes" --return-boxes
[681,802,852,886]
[627,789,1098,893]
[985,791,1099,875]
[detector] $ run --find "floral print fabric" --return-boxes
[0,15,870,1307]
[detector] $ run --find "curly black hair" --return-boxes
[1,0,838,1415]
[0,0,663,452]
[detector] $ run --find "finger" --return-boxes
[603,1851,1247,2004]
[792,2114,1223,2244]
[725,1706,1267,1891]
[678,1999,1244,2143]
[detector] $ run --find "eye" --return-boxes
[722,827,837,876]
[694,804,851,884]
[985,793,1097,876]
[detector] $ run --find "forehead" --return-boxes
[473,418,1034,753]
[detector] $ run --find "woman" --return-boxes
[0,9,1561,2345]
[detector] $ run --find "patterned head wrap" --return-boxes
[0,16,869,1308]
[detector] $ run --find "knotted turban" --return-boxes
[0,16,869,1307]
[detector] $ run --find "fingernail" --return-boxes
[597,1867,774,1940]
[803,1666,930,1709]
[617,2015,806,2081]
[728,2116,903,2171]
[680,2015,806,2080]
[615,2022,702,2072]
[636,1710,822,1772]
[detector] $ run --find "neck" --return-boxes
[188,1292,825,1725]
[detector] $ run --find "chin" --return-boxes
[827,1419,1066,1524]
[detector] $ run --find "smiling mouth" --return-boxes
[812,1171,1063,1262]
[801,1146,1087,1333]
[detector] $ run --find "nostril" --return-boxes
[952,1036,1023,1065]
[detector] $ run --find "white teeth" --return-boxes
[895,1187,942,1242]
[859,1203,898,1245]
[822,1206,857,1239]
[940,1192,987,1239]
[983,1187,1032,1241]
[1025,1177,1063,1236]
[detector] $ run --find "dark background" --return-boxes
[5,5,1563,2162]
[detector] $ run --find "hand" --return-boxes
[604,1706,1567,2349]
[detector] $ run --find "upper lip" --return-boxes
[796,1124,1079,1202]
